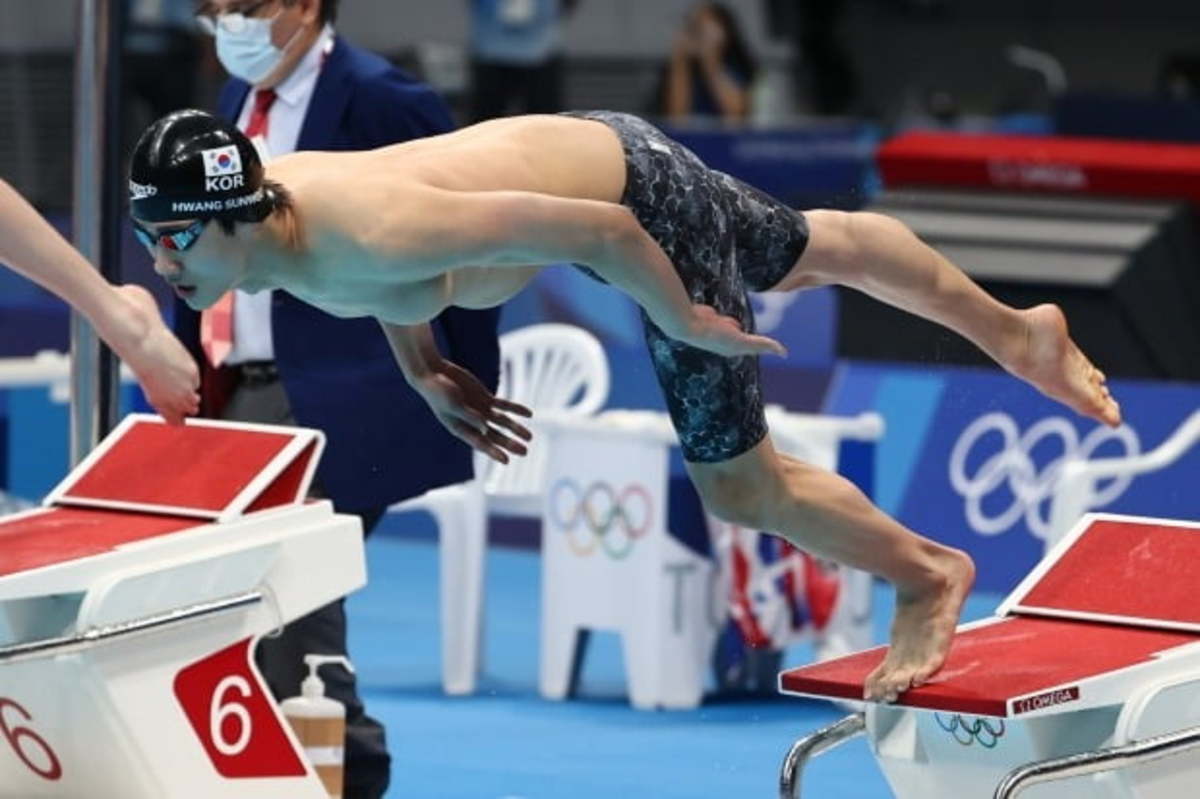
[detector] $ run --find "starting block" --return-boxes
[0,415,365,799]
[778,513,1200,798]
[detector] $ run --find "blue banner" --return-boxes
[824,361,1200,592]
[1,383,146,502]
[499,268,839,422]
[664,123,881,209]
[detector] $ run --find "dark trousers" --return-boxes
[469,55,565,121]
[221,374,391,799]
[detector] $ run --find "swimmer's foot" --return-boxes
[1000,304,1121,428]
[864,548,975,703]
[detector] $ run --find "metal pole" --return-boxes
[70,0,123,465]
[779,713,867,799]
[0,591,263,665]
[995,724,1200,799]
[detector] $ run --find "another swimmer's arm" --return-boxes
[0,178,199,421]
[0,179,131,338]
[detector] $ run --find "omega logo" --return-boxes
[1013,686,1080,715]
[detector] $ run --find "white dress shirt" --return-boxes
[225,25,334,365]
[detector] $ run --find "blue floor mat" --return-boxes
[347,535,1002,798]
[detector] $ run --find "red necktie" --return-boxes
[200,89,278,368]
[244,88,277,139]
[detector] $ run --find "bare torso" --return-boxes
[259,115,627,323]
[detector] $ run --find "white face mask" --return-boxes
[214,11,298,85]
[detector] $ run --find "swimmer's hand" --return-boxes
[415,358,533,464]
[678,305,788,358]
[106,285,200,425]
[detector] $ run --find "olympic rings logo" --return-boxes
[549,479,654,559]
[948,413,1140,540]
[934,713,1006,748]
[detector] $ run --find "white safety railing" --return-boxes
[0,351,72,398]
[0,351,133,400]
[1047,409,1200,549]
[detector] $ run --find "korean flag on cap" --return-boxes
[202,145,243,178]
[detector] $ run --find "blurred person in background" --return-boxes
[467,0,580,120]
[0,178,199,422]
[659,2,758,124]
[183,1,501,797]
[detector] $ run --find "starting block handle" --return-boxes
[779,712,866,799]
[994,722,1200,798]
[0,589,261,665]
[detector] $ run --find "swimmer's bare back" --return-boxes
[270,115,628,219]
[260,114,630,318]
[255,113,784,363]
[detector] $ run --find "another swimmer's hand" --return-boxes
[415,358,533,464]
[106,285,200,425]
[679,305,788,359]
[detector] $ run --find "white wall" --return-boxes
[0,0,77,51]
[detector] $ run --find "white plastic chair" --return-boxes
[391,323,609,695]
[534,406,885,709]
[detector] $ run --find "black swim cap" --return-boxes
[129,109,274,223]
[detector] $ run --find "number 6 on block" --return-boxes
[174,639,307,778]
[0,699,63,781]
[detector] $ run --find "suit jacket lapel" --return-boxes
[297,37,353,150]
[219,80,251,124]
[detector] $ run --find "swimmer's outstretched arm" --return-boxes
[378,320,532,463]
[383,188,785,359]
[0,178,199,423]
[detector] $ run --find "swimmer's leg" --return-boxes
[770,209,1119,427]
[685,437,974,703]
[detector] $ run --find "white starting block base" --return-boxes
[779,513,1200,798]
[0,416,365,798]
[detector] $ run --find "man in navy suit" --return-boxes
[182,2,500,796]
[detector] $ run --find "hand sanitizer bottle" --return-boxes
[280,654,355,799]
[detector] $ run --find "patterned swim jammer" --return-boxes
[563,111,810,463]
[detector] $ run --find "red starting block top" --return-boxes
[0,416,326,581]
[781,514,1200,717]
[1000,517,1200,632]
[0,507,200,578]
[45,415,323,521]
[780,616,1197,717]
